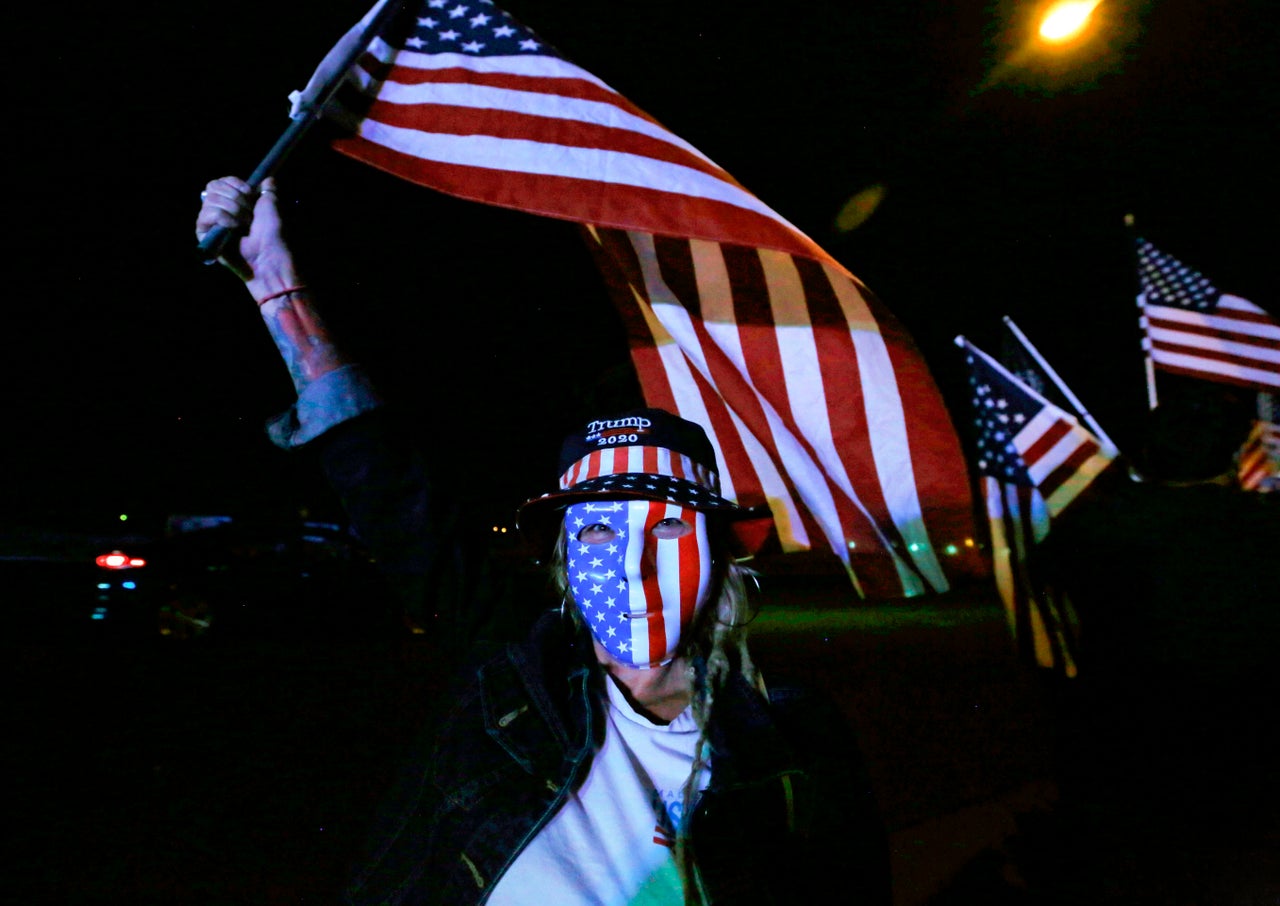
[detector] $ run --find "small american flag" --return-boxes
[1238,394,1279,492]
[1137,239,1280,393]
[958,336,1117,675]
[304,0,981,596]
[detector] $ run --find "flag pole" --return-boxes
[196,0,406,263]
[1124,213,1159,409]
[1138,296,1159,409]
[1001,316,1118,450]
[196,116,314,263]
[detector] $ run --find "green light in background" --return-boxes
[119,514,128,522]
[945,544,960,556]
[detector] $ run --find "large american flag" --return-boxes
[304,0,981,596]
[1137,239,1280,393]
[958,337,1117,675]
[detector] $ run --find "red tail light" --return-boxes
[96,551,146,569]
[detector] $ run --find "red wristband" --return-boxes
[257,285,308,306]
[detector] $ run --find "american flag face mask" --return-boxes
[564,500,712,669]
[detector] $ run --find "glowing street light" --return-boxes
[1039,0,1102,44]
[834,0,1113,234]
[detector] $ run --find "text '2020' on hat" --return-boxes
[517,408,772,555]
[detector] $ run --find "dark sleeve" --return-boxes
[770,684,894,906]
[312,407,549,655]
[695,674,893,904]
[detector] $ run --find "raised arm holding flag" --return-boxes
[196,0,408,262]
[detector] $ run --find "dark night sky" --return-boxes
[5,0,1276,537]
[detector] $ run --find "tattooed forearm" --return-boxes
[260,293,349,394]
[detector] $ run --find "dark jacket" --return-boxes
[318,412,891,905]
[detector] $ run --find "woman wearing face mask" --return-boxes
[197,176,891,906]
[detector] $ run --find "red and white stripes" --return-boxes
[584,225,976,598]
[621,503,710,667]
[560,447,716,492]
[334,38,828,261]
[1141,293,1280,392]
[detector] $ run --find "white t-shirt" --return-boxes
[487,678,709,906]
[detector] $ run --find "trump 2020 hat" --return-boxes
[517,408,772,554]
